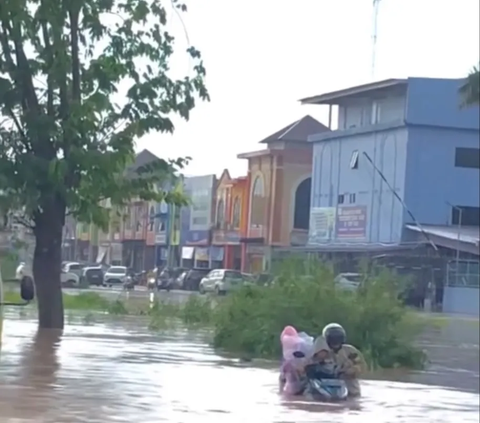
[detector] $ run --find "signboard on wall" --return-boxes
[336,206,367,239]
[309,207,336,242]
[186,230,210,245]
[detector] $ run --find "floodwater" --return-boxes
[0,311,479,423]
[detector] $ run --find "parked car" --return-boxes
[81,266,104,286]
[157,267,186,291]
[103,266,131,287]
[61,269,80,287]
[199,269,245,295]
[62,262,84,279]
[178,268,212,291]
[16,262,79,287]
[333,273,363,291]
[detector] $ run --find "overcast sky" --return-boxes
[136,0,479,178]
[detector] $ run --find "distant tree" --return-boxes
[0,0,208,328]
[459,65,480,106]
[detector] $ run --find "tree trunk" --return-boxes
[33,204,65,329]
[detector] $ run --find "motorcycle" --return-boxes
[304,363,349,401]
[147,276,157,291]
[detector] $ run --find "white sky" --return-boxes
[136,0,480,178]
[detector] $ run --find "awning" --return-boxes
[406,224,479,246]
[406,224,479,256]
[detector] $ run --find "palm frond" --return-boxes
[459,65,480,107]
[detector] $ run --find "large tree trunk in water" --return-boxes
[33,204,65,329]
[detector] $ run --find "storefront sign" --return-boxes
[212,230,240,244]
[155,233,167,244]
[186,230,210,245]
[194,247,209,261]
[181,246,194,259]
[246,245,265,255]
[248,226,264,238]
[336,206,367,239]
[210,246,224,261]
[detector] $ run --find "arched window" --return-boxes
[216,198,225,228]
[293,178,311,230]
[250,175,266,226]
[232,197,241,228]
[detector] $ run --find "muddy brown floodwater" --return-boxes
[0,310,479,423]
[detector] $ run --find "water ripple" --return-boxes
[0,313,478,423]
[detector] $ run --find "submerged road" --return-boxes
[63,286,199,302]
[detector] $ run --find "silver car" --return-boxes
[199,269,244,295]
[103,266,130,287]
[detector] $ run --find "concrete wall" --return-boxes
[275,150,312,245]
[338,92,406,130]
[443,286,480,315]
[247,155,273,239]
[404,126,480,225]
[310,127,408,244]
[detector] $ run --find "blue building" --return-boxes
[301,77,480,314]
[180,175,217,268]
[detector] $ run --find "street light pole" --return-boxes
[446,201,463,284]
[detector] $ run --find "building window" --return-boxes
[250,175,266,226]
[192,216,207,225]
[349,193,356,204]
[216,199,225,228]
[455,148,480,169]
[350,150,359,169]
[337,194,345,204]
[232,197,241,228]
[452,206,480,227]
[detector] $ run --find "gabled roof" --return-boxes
[216,169,232,189]
[258,115,329,144]
[300,79,407,105]
[126,149,161,176]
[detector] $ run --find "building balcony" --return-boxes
[290,228,308,246]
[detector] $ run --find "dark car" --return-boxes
[81,266,104,286]
[181,268,212,291]
[157,267,186,291]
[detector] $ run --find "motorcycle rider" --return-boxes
[322,323,365,397]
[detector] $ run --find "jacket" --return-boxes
[331,344,366,397]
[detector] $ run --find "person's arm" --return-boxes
[338,347,366,378]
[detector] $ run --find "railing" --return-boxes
[447,260,480,288]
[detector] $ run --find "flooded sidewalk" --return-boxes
[0,312,479,423]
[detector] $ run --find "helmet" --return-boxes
[322,323,346,352]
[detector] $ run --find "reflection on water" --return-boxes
[0,311,479,423]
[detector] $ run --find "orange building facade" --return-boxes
[238,115,330,272]
[212,170,248,269]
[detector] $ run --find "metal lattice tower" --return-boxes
[371,0,381,80]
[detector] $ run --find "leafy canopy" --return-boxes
[0,0,208,228]
[459,65,480,107]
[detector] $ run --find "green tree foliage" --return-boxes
[212,260,427,370]
[0,0,208,328]
[459,65,480,106]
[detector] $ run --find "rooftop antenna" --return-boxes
[371,0,381,80]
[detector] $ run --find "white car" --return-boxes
[334,273,363,291]
[62,262,83,278]
[199,269,244,295]
[16,262,79,286]
[103,266,130,287]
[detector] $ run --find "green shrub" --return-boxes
[63,292,111,310]
[211,259,427,370]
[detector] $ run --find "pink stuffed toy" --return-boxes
[279,326,313,395]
